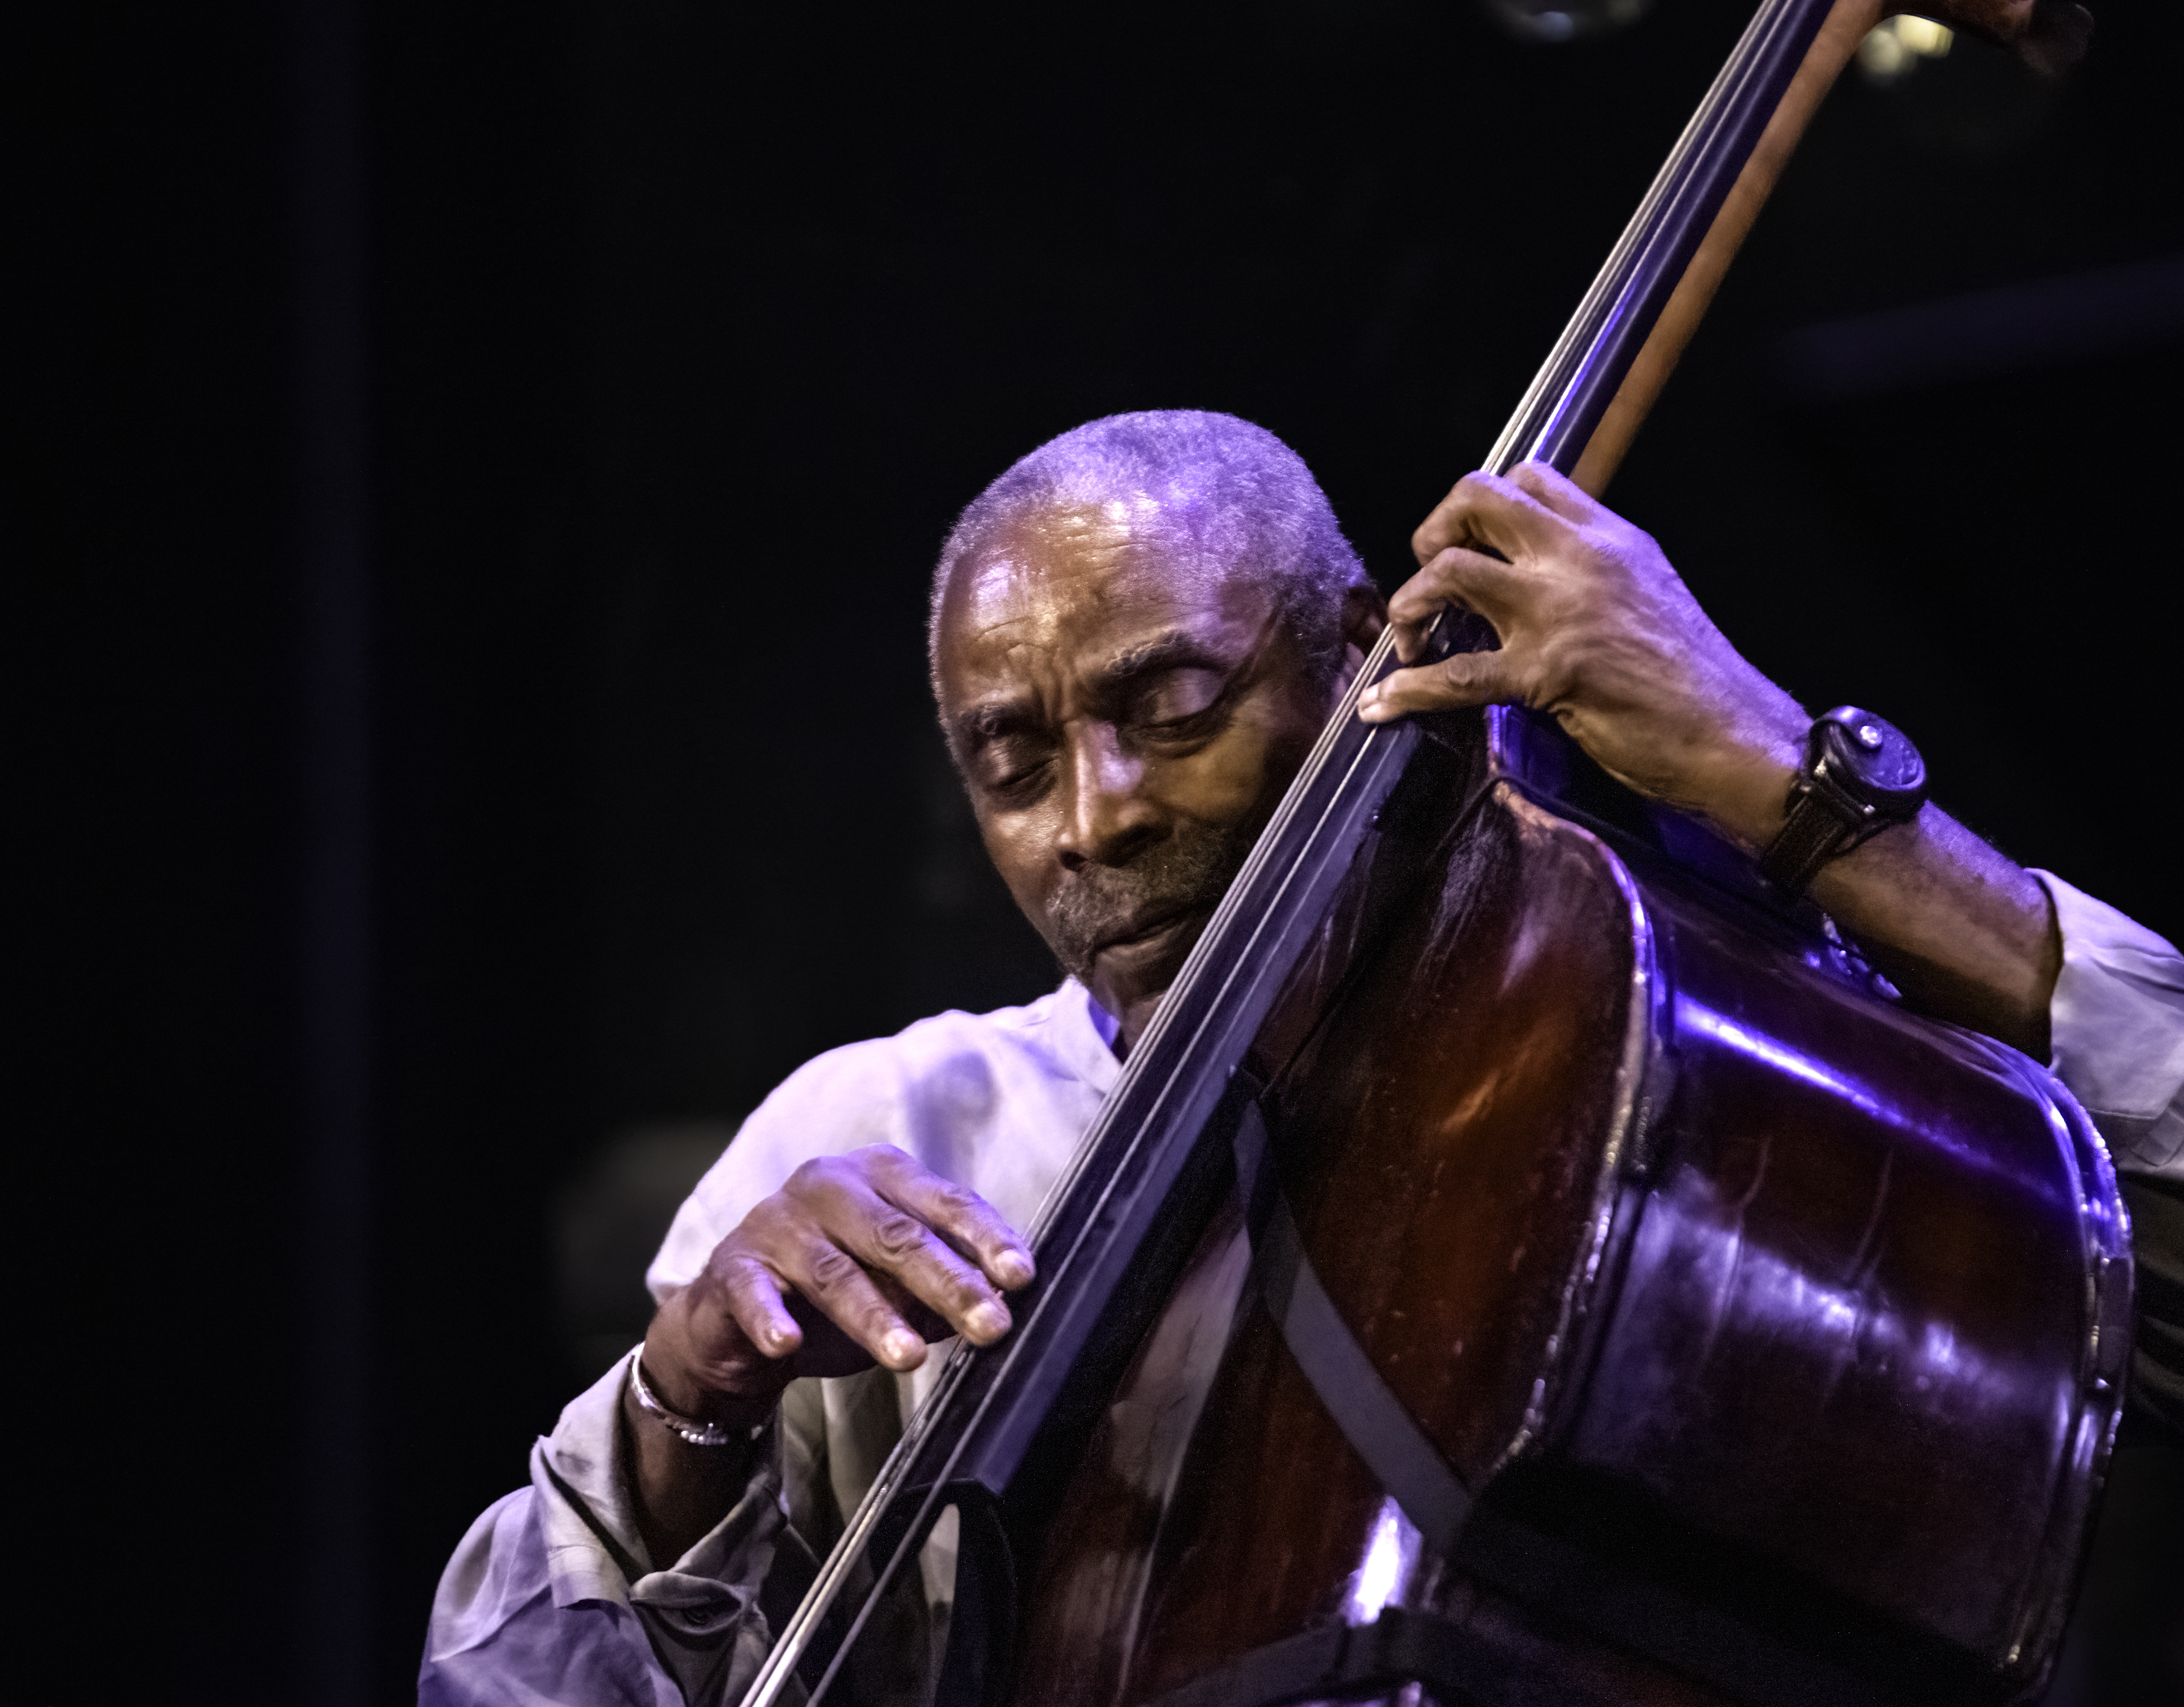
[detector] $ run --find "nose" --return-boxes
[1054,720,1162,872]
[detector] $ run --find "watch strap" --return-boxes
[1747,785,1852,895]
[1764,742,1887,895]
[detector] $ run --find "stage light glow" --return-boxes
[1342,1497,1424,1625]
[1676,998,2065,1204]
[1858,15,1955,84]
[1895,15,1954,56]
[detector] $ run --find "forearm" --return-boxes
[624,1296,781,1568]
[1809,808,2059,1057]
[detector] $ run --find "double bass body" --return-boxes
[1011,707,2130,1707]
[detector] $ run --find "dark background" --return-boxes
[8,0,2181,1701]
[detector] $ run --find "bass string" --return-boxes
[1509,0,1797,466]
[1024,0,1835,1370]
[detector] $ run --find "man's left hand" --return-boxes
[1357,460,1804,854]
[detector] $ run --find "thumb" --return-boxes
[1357,647,1529,723]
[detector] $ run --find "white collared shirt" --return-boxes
[422,980,1119,1707]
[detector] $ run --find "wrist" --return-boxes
[619,1348,770,1567]
[1671,705,1806,854]
[642,1290,787,1428]
[1699,743,1802,854]
[1758,708,1931,897]
[1630,669,1809,854]
[628,1347,774,1449]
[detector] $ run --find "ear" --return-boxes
[1342,582,1388,655]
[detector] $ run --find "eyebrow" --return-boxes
[1093,629,1233,691]
[950,629,1243,750]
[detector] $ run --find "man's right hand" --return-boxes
[640,1143,1036,1429]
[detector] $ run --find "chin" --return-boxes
[1092,918,1208,1019]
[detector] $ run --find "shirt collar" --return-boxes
[1054,978,1124,1097]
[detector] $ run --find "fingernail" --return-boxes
[968,1301,1011,1340]
[883,1329,921,1365]
[995,1249,1033,1287]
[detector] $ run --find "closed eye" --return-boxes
[1130,666,1225,725]
[967,731,1056,799]
[1118,665,1242,749]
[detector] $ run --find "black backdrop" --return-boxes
[9,1,2182,1702]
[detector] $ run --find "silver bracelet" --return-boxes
[627,1348,768,1449]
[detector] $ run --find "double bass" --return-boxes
[746,1,2129,1702]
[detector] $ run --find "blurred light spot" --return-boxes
[557,1120,738,1382]
[1480,0,1651,45]
[1343,1496,1424,1625]
[1895,15,1953,55]
[1859,15,1954,84]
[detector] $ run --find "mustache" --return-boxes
[1042,820,1256,981]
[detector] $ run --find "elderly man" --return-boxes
[421,410,2184,1705]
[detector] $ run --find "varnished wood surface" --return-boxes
[1013,764,1649,1702]
[1004,747,2121,1707]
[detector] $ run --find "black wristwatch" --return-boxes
[1758,706,1928,896]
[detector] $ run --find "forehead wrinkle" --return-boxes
[937,503,1278,721]
[949,546,1143,658]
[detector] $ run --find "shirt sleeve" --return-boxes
[418,1483,680,1707]
[645,1038,917,1301]
[2034,872,2184,1441]
[420,1354,811,1707]
[2033,870,2184,1181]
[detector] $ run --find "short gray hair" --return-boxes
[928,410,1369,700]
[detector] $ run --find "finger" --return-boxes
[1358,648,1529,723]
[863,1146,1035,1290]
[1502,459,1600,526]
[708,1249,805,1361]
[1411,471,1487,565]
[775,1151,1018,1347]
[841,1193,1016,1346]
[817,1177,1014,1347]
[767,1216,930,1370]
[862,1270,952,1344]
[1412,469,1565,567]
[1386,546,1530,658]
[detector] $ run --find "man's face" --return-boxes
[934,504,1345,1049]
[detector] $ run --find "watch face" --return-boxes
[1818,708,1926,813]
